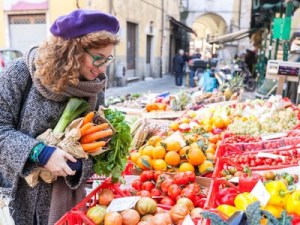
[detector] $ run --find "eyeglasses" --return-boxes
[84,49,115,67]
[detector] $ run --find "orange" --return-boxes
[178,162,195,172]
[205,146,216,155]
[187,148,206,166]
[142,145,154,157]
[147,135,162,146]
[214,117,226,129]
[130,151,141,165]
[208,134,220,144]
[152,159,167,171]
[152,145,166,159]
[169,122,179,131]
[165,140,181,152]
[206,152,215,161]
[137,155,152,170]
[198,160,214,174]
[179,146,190,157]
[164,151,181,166]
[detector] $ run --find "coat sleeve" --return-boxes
[0,60,40,186]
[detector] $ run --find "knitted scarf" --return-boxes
[25,47,106,110]
[24,47,103,224]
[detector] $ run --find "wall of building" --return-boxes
[0,0,181,86]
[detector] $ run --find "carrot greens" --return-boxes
[93,108,132,182]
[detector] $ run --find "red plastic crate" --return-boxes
[73,178,127,213]
[55,211,94,225]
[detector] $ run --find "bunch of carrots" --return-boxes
[79,112,113,153]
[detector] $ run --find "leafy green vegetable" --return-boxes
[53,97,89,134]
[245,201,263,225]
[278,211,292,225]
[93,108,132,182]
[201,211,228,225]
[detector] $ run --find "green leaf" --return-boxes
[201,211,228,225]
[278,211,292,225]
[245,201,262,225]
[261,210,279,225]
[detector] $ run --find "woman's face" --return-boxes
[80,44,114,81]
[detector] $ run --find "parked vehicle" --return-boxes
[0,49,23,73]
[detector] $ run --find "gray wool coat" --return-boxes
[0,51,104,224]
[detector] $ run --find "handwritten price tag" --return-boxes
[106,196,140,212]
[182,214,194,225]
[251,180,270,207]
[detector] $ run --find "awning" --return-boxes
[169,16,197,36]
[208,29,251,44]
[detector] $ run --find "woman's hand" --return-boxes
[44,148,76,177]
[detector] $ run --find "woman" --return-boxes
[0,9,119,224]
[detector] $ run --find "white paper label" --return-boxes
[257,152,285,160]
[250,180,270,207]
[182,214,195,225]
[164,131,186,147]
[228,176,240,183]
[106,196,140,212]
[261,133,287,140]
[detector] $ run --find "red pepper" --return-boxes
[290,213,300,225]
[215,187,238,206]
[238,167,262,193]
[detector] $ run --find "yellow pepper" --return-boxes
[265,180,293,206]
[286,190,300,216]
[263,204,283,218]
[216,204,237,218]
[234,192,257,210]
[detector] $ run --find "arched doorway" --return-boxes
[191,13,227,59]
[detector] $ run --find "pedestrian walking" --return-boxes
[173,49,185,86]
[0,9,119,225]
[188,48,202,87]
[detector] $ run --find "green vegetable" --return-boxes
[93,108,132,182]
[200,201,291,225]
[53,97,89,134]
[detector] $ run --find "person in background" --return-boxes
[0,9,119,225]
[173,49,185,87]
[188,49,201,87]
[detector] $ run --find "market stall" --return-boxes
[47,93,300,225]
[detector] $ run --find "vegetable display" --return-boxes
[93,108,132,182]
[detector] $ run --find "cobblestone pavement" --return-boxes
[105,73,256,100]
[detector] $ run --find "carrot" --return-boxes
[83,123,109,136]
[80,129,113,144]
[81,141,106,152]
[81,111,95,127]
[80,123,94,136]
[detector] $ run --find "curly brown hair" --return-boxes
[34,31,119,93]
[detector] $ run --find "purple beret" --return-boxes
[50,9,120,39]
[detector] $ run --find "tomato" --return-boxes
[181,187,196,201]
[139,190,151,197]
[167,184,182,200]
[185,171,196,183]
[160,197,175,206]
[153,171,162,182]
[132,178,143,191]
[151,188,161,197]
[140,171,154,182]
[142,181,155,192]
[186,183,201,194]
[194,196,206,208]
[173,172,189,185]
[160,179,174,193]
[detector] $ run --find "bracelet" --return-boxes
[29,142,46,163]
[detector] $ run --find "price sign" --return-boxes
[106,196,140,212]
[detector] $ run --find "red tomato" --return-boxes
[160,179,174,194]
[173,172,189,186]
[140,171,154,182]
[153,171,162,182]
[151,188,161,197]
[181,187,196,201]
[167,184,182,200]
[160,197,175,206]
[139,190,151,197]
[132,178,143,191]
[186,183,201,194]
[185,171,196,183]
[142,181,155,192]
[194,196,207,208]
